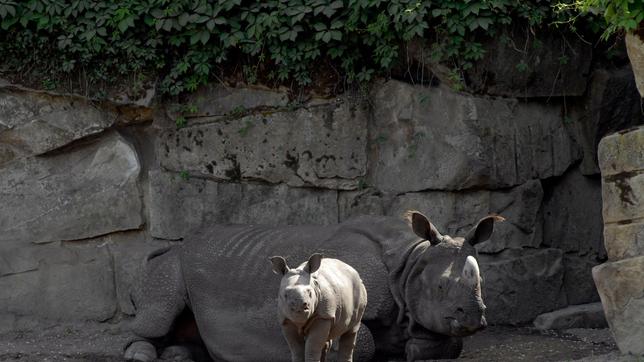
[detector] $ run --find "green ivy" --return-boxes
[568,0,643,39]
[0,0,605,96]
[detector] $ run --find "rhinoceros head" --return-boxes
[402,211,504,338]
[270,253,323,324]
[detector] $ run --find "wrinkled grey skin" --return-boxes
[270,254,368,362]
[124,211,502,361]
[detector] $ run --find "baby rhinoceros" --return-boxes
[270,253,367,362]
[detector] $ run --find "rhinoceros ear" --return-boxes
[404,210,442,246]
[269,256,289,275]
[305,253,323,274]
[465,215,505,246]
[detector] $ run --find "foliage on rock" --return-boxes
[0,0,604,95]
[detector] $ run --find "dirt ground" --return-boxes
[0,322,640,362]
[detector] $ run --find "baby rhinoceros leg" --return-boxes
[305,319,334,362]
[281,322,305,362]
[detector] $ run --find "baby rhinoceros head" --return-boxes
[270,253,323,324]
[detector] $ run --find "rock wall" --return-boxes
[593,126,644,355]
[0,57,642,328]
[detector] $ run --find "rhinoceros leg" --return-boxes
[281,322,305,362]
[337,329,358,362]
[304,319,333,362]
[124,247,187,361]
[353,323,375,362]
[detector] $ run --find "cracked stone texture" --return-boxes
[0,86,147,166]
[148,170,339,240]
[542,167,605,256]
[566,68,644,175]
[593,256,644,355]
[533,303,607,330]
[159,98,368,190]
[368,80,580,192]
[166,84,289,122]
[479,248,566,325]
[0,241,116,321]
[604,221,644,261]
[0,132,143,244]
[340,180,544,253]
[598,125,644,177]
[599,127,644,229]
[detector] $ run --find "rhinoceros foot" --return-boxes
[124,340,157,361]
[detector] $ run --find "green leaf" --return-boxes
[313,22,326,31]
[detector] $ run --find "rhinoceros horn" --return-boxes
[405,210,442,246]
[464,215,506,246]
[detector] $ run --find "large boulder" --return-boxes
[148,170,339,240]
[625,32,644,97]
[0,85,149,165]
[0,132,143,244]
[479,248,566,325]
[604,221,644,261]
[0,241,117,321]
[533,303,607,330]
[368,80,580,192]
[593,256,644,355]
[159,97,368,190]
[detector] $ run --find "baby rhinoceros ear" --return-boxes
[269,256,289,275]
[305,253,323,274]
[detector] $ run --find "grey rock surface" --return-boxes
[604,221,644,261]
[0,242,116,321]
[625,32,644,97]
[598,125,644,177]
[167,84,289,121]
[479,248,566,325]
[0,132,143,244]
[542,167,605,256]
[0,86,147,164]
[563,254,601,306]
[601,171,644,224]
[159,98,368,190]
[368,80,580,192]
[533,303,607,330]
[148,170,339,240]
[593,256,644,355]
[566,68,644,175]
[340,180,543,253]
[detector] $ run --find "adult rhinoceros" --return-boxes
[124,211,502,361]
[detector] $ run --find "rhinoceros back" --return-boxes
[180,217,417,361]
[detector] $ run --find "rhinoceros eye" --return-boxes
[308,290,312,297]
